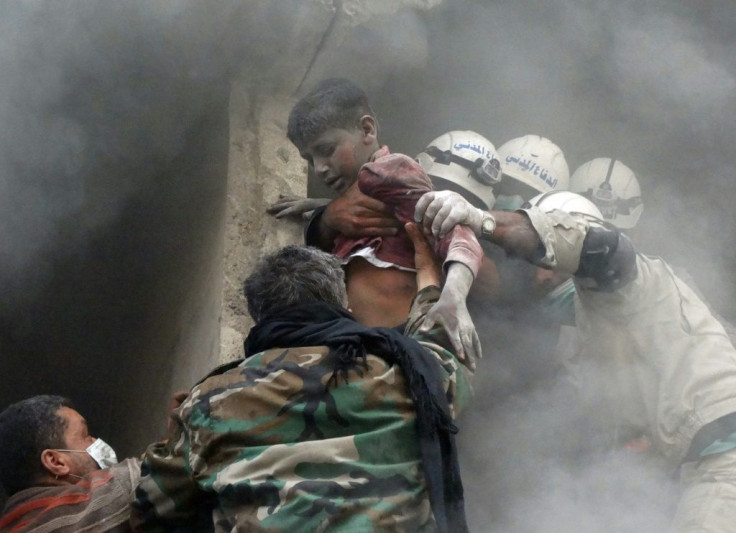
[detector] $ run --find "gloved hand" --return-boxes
[323,182,402,237]
[415,190,485,239]
[266,195,330,220]
[421,262,481,368]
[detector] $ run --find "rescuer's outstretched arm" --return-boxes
[415,190,637,291]
[415,190,544,262]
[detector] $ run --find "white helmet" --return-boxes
[497,135,569,199]
[524,190,604,220]
[569,158,643,230]
[416,130,501,210]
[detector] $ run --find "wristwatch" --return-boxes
[480,212,496,240]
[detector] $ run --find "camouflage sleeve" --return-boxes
[404,285,474,418]
[131,412,207,531]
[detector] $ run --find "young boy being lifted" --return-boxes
[287,78,483,363]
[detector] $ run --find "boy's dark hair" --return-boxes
[287,78,376,149]
[244,245,347,322]
[0,395,73,495]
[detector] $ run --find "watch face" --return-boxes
[482,216,495,235]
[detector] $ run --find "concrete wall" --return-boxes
[219,88,306,361]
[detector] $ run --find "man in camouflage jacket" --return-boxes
[133,227,473,532]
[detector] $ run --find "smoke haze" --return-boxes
[373,0,736,321]
[1,0,734,529]
[370,1,736,529]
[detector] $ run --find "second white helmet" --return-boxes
[497,135,569,199]
[416,130,501,210]
[569,158,643,230]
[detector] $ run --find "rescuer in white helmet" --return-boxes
[414,130,514,307]
[414,186,736,532]
[493,134,570,211]
[451,134,571,310]
[569,157,643,231]
[522,191,604,312]
[524,190,604,221]
[415,130,501,210]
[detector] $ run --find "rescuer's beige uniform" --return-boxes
[523,206,736,531]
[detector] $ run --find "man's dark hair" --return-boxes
[287,78,376,149]
[244,245,347,322]
[0,395,73,495]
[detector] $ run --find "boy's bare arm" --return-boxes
[405,222,441,289]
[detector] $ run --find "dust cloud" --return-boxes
[0,0,733,529]
[368,1,736,529]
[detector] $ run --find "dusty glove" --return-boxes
[421,262,480,368]
[415,190,485,239]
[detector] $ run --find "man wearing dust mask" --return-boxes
[0,395,140,532]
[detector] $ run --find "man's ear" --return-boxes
[41,449,71,478]
[358,115,378,145]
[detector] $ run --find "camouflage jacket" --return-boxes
[132,286,473,532]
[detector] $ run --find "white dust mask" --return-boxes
[85,438,118,468]
[55,438,118,469]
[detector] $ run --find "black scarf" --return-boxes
[243,302,468,533]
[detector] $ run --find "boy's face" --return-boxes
[298,118,377,195]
